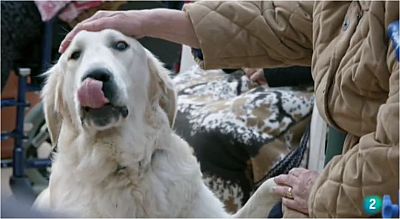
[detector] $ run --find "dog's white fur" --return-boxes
[33,29,279,217]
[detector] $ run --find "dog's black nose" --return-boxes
[82,68,112,82]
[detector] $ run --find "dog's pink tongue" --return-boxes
[78,78,109,108]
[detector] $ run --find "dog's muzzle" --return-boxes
[78,68,128,128]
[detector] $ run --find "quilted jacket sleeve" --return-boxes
[184,1,313,69]
[308,39,399,217]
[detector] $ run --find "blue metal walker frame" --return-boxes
[1,20,55,203]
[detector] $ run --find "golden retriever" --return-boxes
[33,29,279,217]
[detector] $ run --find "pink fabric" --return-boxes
[34,1,69,22]
[78,78,109,108]
[34,1,103,22]
[58,1,103,22]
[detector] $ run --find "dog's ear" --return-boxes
[41,64,64,147]
[146,50,177,128]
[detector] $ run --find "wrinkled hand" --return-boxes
[59,10,147,53]
[273,168,319,215]
[242,68,267,85]
[282,204,309,218]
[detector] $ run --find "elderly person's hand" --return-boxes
[242,68,267,85]
[59,10,147,53]
[59,9,200,53]
[273,168,319,215]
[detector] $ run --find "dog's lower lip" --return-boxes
[82,104,129,117]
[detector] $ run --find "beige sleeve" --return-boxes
[308,37,399,217]
[184,1,314,69]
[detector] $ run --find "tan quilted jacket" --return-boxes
[184,1,399,217]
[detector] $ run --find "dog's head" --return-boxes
[42,29,176,146]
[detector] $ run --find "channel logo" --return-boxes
[364,195,399,218]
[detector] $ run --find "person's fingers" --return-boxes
[79,18,114,32]
[282,197,301,212]
[274,175,287,185]
[248,69,267,85]
[282,197,309,215]
[59,17,96,53]
[250,70,260,80]
[59,18,112,53]
[274,174,298,187]
[84,10,110,22]
[243,68,257,77]
[256,79,267,85]
[80,10,122,26]
[59,22,100,53]
[250,69,266,84]
[59,24,87,53]
[289,168,307,177]
[272,185,292,198]
[59,32,76,53]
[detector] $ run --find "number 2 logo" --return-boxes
[369,198,376,210]
[364,196,382,215]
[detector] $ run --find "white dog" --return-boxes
[33,29,279,217]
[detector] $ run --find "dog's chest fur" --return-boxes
[49,131,205,217]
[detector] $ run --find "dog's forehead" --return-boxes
[60,29,147,65]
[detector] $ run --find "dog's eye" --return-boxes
[113,41,129,51]
[69,51,81,60]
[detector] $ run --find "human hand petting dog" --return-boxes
[273,168,319,215]
[59,10,146,53]
[59,9,200,53]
